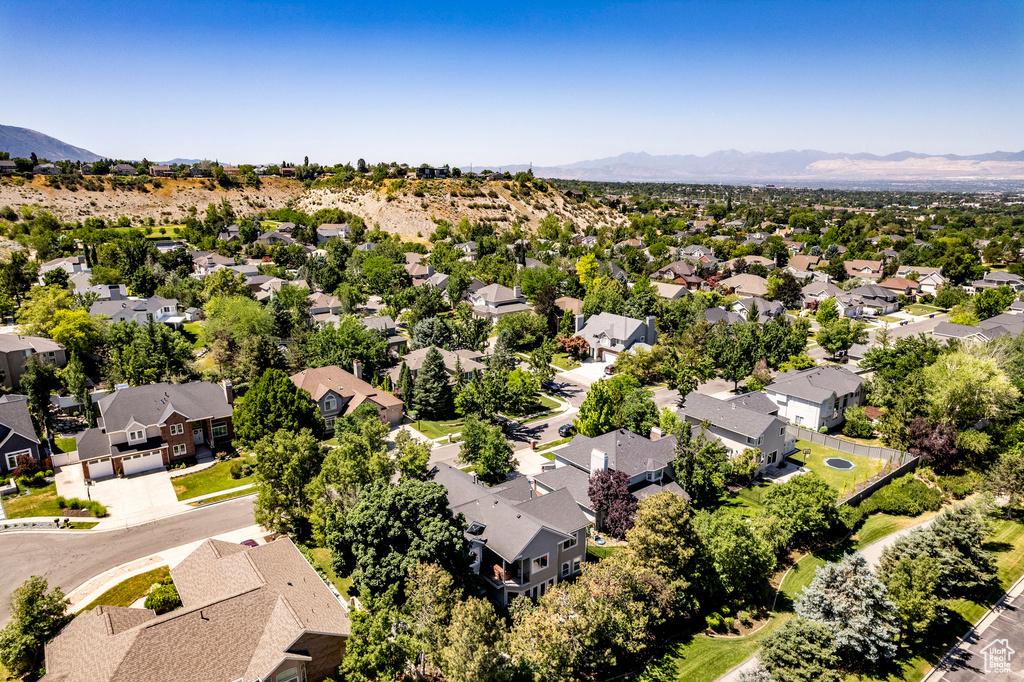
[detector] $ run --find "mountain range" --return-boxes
[0,124,103,162]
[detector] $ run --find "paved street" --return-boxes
[0,496,255,622]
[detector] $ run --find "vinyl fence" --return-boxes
[786,424,910,465]
[839,456,922,507]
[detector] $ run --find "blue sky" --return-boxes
[3,1,1022,165]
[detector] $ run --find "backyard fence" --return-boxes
[786,424,910,464]
[839,456,922,507]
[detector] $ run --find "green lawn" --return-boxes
[717,489,766,518]
[2,482,61,518]
[415,419,464,439]
[535,436,573,452]
[181,322,204,350]
[551,353,581,370]
[308,547,356,599]
[69,521,99,529]
[876,314,901,323]
[586,544,622,561]
[186,487,257,507]
[906,304,944,316]
[789,439,885,494]
[53,437,78,454]
[172,460,253,501]
[82,566,170,611]
[853,510,941,549]
[515,394,562,420]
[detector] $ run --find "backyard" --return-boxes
[308,547,356,599]
[788,438,887,494]
[53,437,78,454]
[81,566,171,611]
[172,459,254,501]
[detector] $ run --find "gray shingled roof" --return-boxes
[679,393,785,440]
[0,395,39,445]
[94,381,232,433]
[726,391,779,415]
[769,365,864,403]
[556,428,676,478]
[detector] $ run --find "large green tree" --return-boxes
[233,368,324,446]
[759,618,840,682]
[412,346,454,419]
[458,416,517,484]
[761,472,838,543]
[0,576,71,675]
[253,428,324,539]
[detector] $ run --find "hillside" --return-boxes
[0,124,103,162]
[0,175,624,236]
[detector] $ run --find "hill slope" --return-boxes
[0,124,103,162]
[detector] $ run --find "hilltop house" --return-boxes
[765,365,864,430]
[290,363,405,430]
[0,395,41,476]
[532,428,687,525]
[111,163,137,176]
[40,537,350,682]
[679,393,791,470]
[0,335,67,389]
[469,284,532,321]
[430,462,589,605]
[74,381,235,480]
[149,164,173,177]
[90,296,183,327]
[317,223,350,243]
[573,312,656,362]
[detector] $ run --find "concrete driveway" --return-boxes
[88,470,184,524]
[558,358,614,387]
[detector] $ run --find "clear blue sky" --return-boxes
[3,1,1022,165]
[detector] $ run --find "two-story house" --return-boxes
[74,381,235,480]
[532,428,687,525]
[360,315,406,352]
[41,537,350,682]
[430,462,589,605]
[720,273,769,297]
[574,312,657,362]
[469,284,532,321]
[765,365,865,430]
[844,259,884,280]
[894,265,945,294]
[0,395,42,476]
[317,223,350,244]
[38,255,90,283]
[387,346,484,384]
[308,292,344,326]
[90,296,184,327]
[290,363,405,431]
[970,271,1024,293]
[0,335,67,389]
[652,260,705,289]
[847,284,900,315]
[679,393,791,470]
[732,297,786,323]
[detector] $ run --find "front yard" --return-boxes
[172,459,254,501]
[2,482,61,518]
[788,438,886,493]
[415,418,464,440]
[551,352,581,370]
[81,566,171,611]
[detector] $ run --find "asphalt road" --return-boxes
[0,496,255,622]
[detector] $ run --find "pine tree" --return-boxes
[399,363,414,412]
[412,347,452,419]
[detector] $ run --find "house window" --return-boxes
[532,554,549,571]
[277,668,299,682]
[6,450,30,470]
[325,417,336,431]
[172,443,187,457]
[795,415,804,426]
[128,429,144,443]
[562,562,571,577]
[562,536,578,550]
[780,426,785,436]
[573,558,581,573]
[325,396,337,412]
[212,423,228,439]
[169,423,184,436]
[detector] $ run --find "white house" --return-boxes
[765,365,864,430]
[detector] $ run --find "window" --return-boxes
[172,443,187,457]
[6,450,30,470]
[169,423,184,436]
[128,429,144,442]
[212,423,228,438]
[795,415,804,426]
[780,426,785,436]
[324,417,336,430]
[573,558,581,573]
[532,554,549,571]
[562,562,570,577]
[324,396,337,412]
[277,668,298,682]
[562,536,578,550]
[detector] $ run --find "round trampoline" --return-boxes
[824,457,855,470]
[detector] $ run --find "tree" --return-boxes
[237,334,285,381]
[458,416,517,484]
[341,585,409,682]
[907,418,958,472]
[761,472,838,543]
[842,405,875,438]
[528,338,557,385]
[328,479,472,599]
[815,297,839,326]
[398,362,414,411]
[201,267,254,300]
[672,423,729,508]
[49,309,102,357]
[404,563,459,675]
[15,285,73,337]
[695,508,779,601]
[495,312,548,351]
[620,387,659,437]
[233,368,324,446]
[573,375,641,437]
[439,598,512,682]
[19,356,59,435]
[302,315,390,374]
[0,576,71,675]
[394,428,432,480]
[60,353,96,427]
[41,268,70,289]
[201,296,272,370]
[253,429,324,539]
[795,552,897,662]
[661,345,715,400]
[878,556,942,642]
[759,618,840,682]
[576,253,598,286]
[534,283,560,335]
[973,285,1016,320]
[505,367,539,414]
[412,346,454,419]
[624,492,700,606]
[923,349,1018,441]
[105,318,196,386]
[765,270,802,308]
[815,318,867,360]
[588,469,637,538]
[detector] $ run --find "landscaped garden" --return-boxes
[172,458,254,501]
[1,482,61,518]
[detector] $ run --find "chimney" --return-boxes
[574,314,585,333]
[513,285,522,299]
[427,264,435,277]
[589,448,608,476]
[352,359,363,381]
[221,379,233,405]
[646,316,658,345]
[650,426,664,441]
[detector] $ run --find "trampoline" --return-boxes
[824,457,855,470]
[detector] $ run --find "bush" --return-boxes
[838,503,864,530]
[936,471,980,500]
[862,474,941,516]
[818,426,828,434]
[32,471,45,484]
[230,461,242,479]
[56,496,67,508]
[842,406,875,438]
[45,469,53,477]
[68,498,81,510]
[144,583,181,614]
[88,502,107,518]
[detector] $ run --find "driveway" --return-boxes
[87,470,184,525]
[558,358,613,387]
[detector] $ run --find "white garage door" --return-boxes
[89,458,114,480]
[121,451,164,476]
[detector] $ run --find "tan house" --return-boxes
[290,364,404,430]
[720,273,769,297]
[41,537,350,682]
[844,259,884,280]
[0,335,67,389]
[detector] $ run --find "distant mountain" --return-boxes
[157,158,204,165]
[493,149,1024,186]
[0,124,102,162]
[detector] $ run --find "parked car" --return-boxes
[240,539,258,548]
[558,424,574,438]
[541,380,560,392]
[603,364,616,375]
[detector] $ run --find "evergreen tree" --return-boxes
[233,368,324,446]
[412,346,453,419]
[398,362,414,412]
[759,618,840,682]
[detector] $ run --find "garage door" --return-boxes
[89,458,114,480]
[121,451,165,476]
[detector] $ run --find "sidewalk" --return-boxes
[67,524,265,612]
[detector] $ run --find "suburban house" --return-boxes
[90,296,184,327]
[33,163,60,175]
[732,297,786,323]
[40,537,350,682]
[678,393,791,471]
[786,254,828,278]
[720,273,769,297]
[455,241,479,260]
[894,265,945,294]
[877,276,922,299]
[74,381,235,480]
[0,160,16,174]
[406,262,435,284]
[308,292,344,326]
[532,428,687,524]
[554,296,584,316]
[574,312,656,362]
[0,395,41,476]
[0,335,67,389]
[679,244,718,269]
[190,250,236,275]
[430,462,589,605]
[970,271,1024,293]
[257,230,295,247]
[653,282,689,300]
[112,163,138,176]
[39,255,90,281]
[844,259,884,280]
[360,315,406,352]
[765,365,865,430]
[387,346,484,384]
[652,260,705,289]
[149,164,173,177]
[469,283,532,321]
[933,313,1024,342]
[847,284,900,315]
[290,363,405,430]
[317,223,350,243]
[724,255,776,273]
[217,224,240,242]
[800,281,845,310]
[705,307,746,325]
[78,283,129,301]
[423,271,449,291]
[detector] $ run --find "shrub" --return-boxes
[842,406,875,438]
[32,471,45,484]
[230,461,242,479]
[862,474,941,516]
[88,502,107,518]
[68,498,81,510]
[144,583,181,614]
[56,496,67,508]
[936,471,980,499]
[818,426,828,434]
[45,469,53,477]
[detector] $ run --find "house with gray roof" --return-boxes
[573,312,656,362]
[970,271,1024,293]
[705,307,746,326]
[316,223,350,244]
[765,365,864,430]
[847,284,899,315]
[257,230,295,247]
[679,393,791,471]
[41,537,350,682]
[0,395,41,476]
[75,381,234,480]
[468,283,532,321]
[532,428,686,525]
[360,315,406,352]
[430,462,588,605]
[90,296,183,327]
[0,334,67,390]
[678,244,718,269]
[932,313,1024,342]
[387,346,484,384]
[732,297,786,323]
